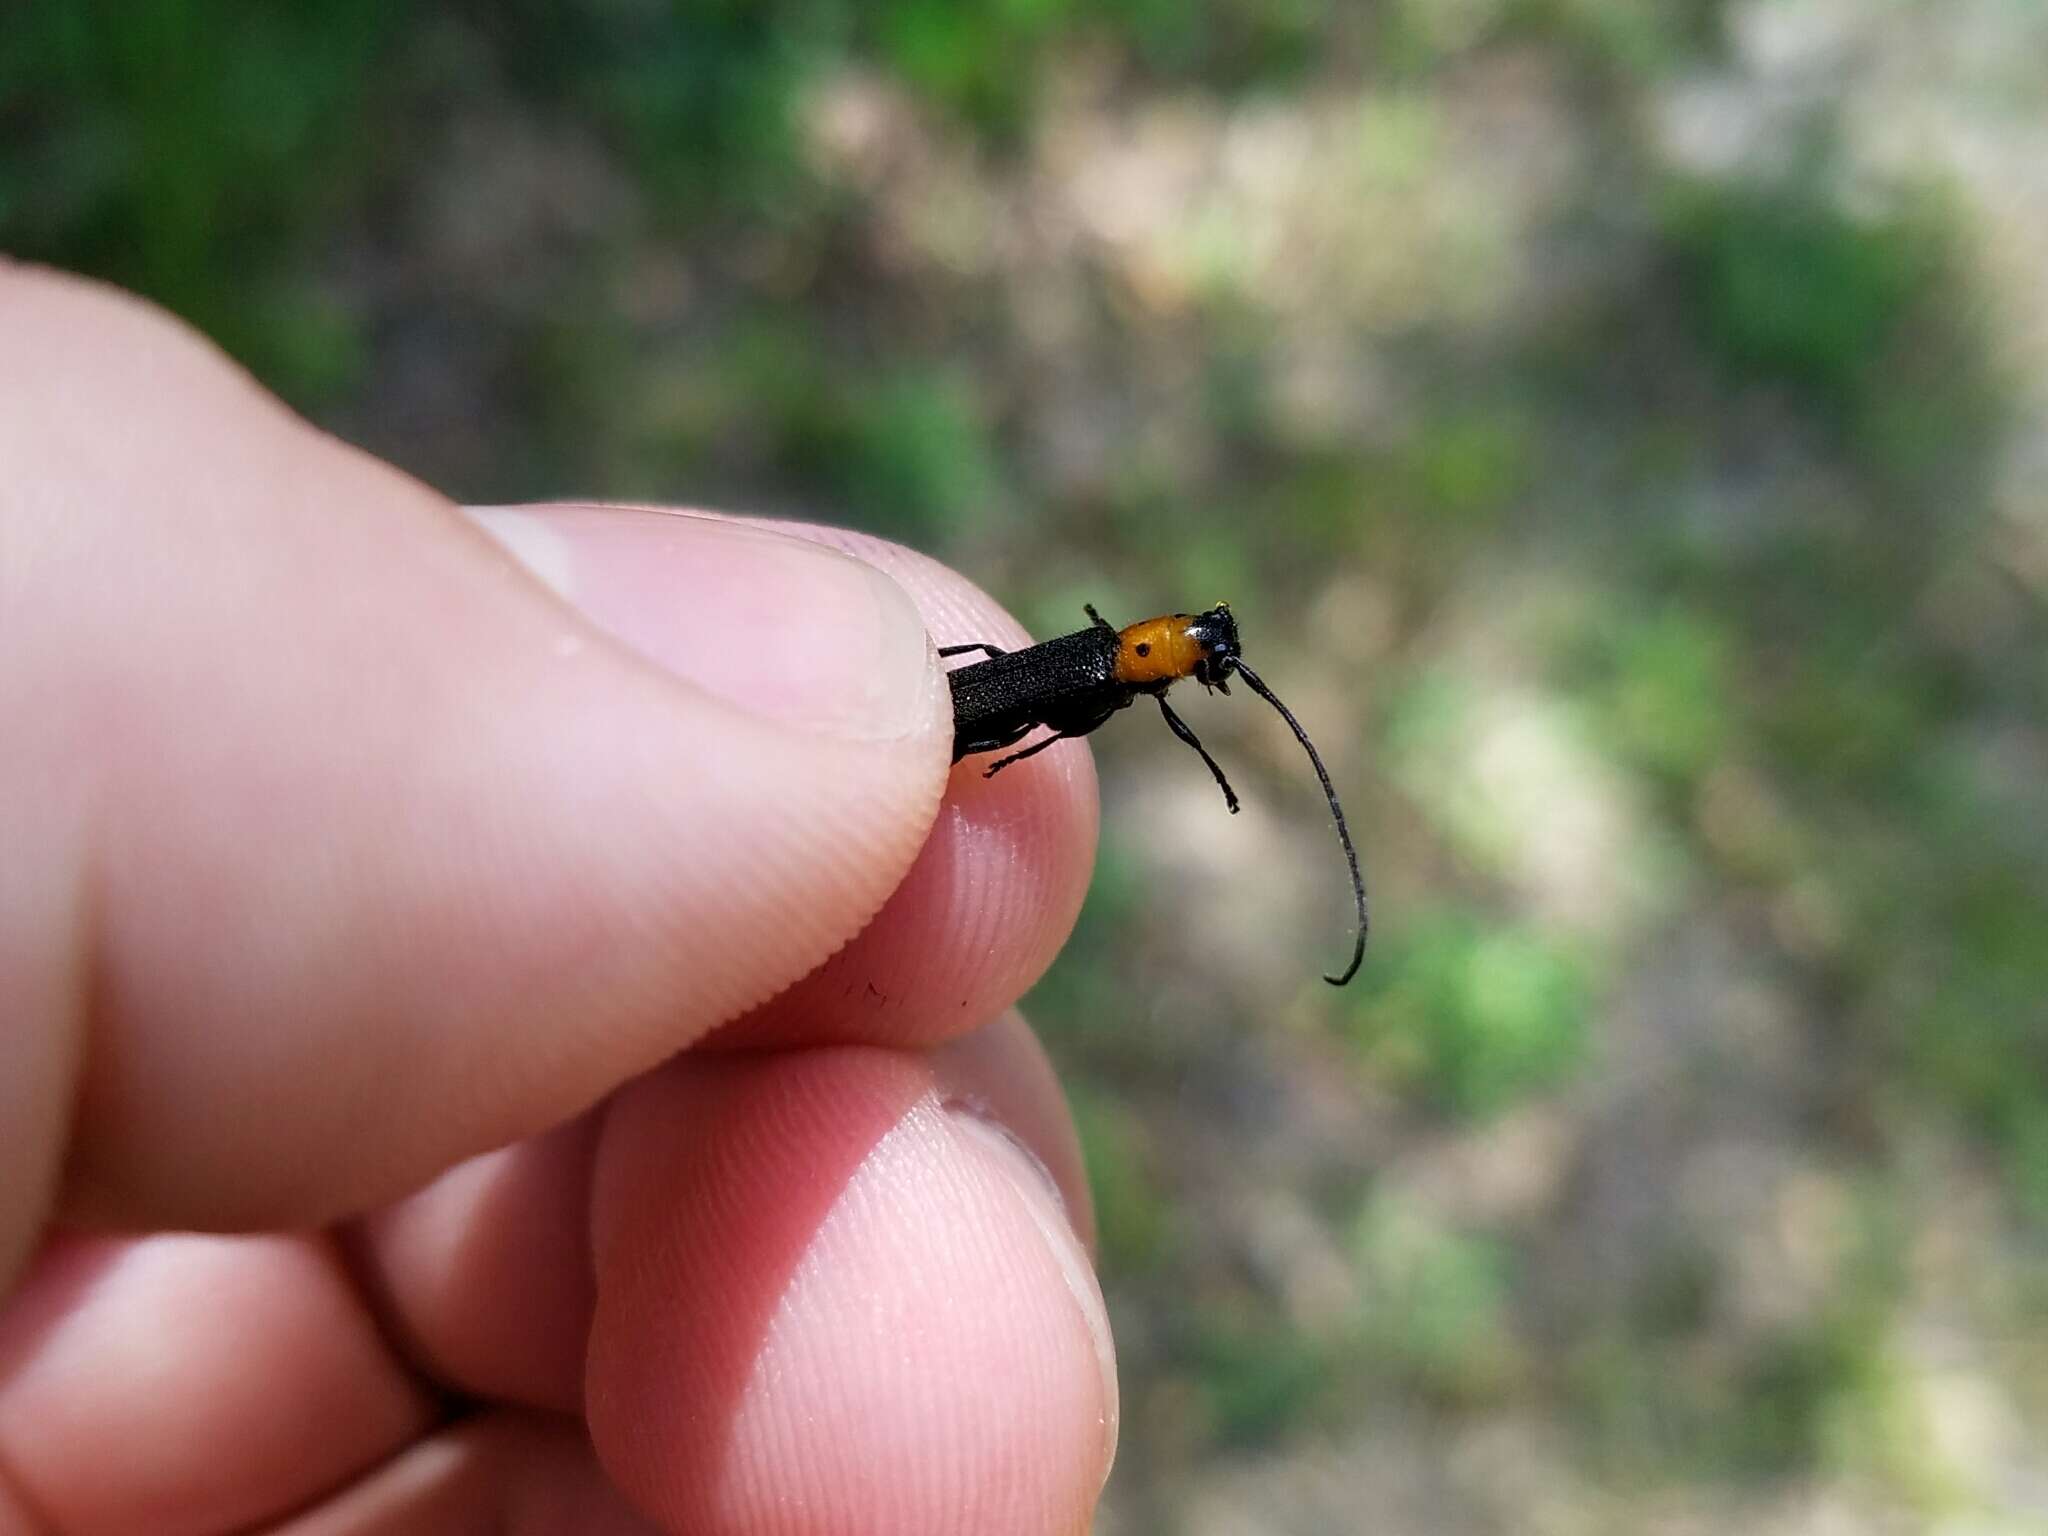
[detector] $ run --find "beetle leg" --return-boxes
[937,641,1007,660]
[982,729,1077,778]
[982,694,1121,777]
[954,719,1036,759]
[1156,696,1241,814]
[1084,604,1115,633]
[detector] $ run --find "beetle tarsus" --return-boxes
[983,730,1072,777]
[1156,695,1240,814]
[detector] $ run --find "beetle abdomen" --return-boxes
[947,626,1120,761]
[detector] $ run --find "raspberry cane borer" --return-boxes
[942,603,1369,985]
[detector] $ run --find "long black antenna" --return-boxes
[1233,661,1369,985]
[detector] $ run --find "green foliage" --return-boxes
[1,0,394,404]
[1734,1305,1895,1476]
[1356,912,1592,1118]
[1569,1192,1914,1485]
[1084,0,1328,88]
[1022,831,1151,1064]
[803,366,1003,545]
[1570,1308,1883,1482]
[1563,602,1733,791]
[532,0,1339,160]
[1068,1090,1174,1274]
[1187,1316,1334,1447]
[412,3,848,216]
[1907,873,2048,1215]
[867,0,1072,139]
[1399,408,1534,524]
[1510,0,1727,75]
[1377,669,1524,876]
[1353,1196,1519,1399]
[654,315,1003,546]
[1763,645,1931,797]
[1252,456,1386,558]
[1661,173,1937,416]
[1567,1328,1700,1476]
[571,4,845,211]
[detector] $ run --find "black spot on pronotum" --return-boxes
[1135,642,1151,656]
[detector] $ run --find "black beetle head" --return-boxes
[1187,603,1240,691]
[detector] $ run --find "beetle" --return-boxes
[942,603,1368,985]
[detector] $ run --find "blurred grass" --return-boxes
[1355,912,1592,1120]
[10,0,2047,1526]
[1,0,394,405]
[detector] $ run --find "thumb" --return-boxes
[0,266,949,1259]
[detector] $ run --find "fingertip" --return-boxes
[930,1009,1097,1253]
[587,1045,1114,1536]
[710,523,1102,1049]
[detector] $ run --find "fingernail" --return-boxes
[465,505,937,739]
[948,1105,1120,1482]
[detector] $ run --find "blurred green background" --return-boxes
[9,1,2048,1529]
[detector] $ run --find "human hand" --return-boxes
[0,264,1114,1534]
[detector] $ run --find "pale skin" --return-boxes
[0,264,1115,1535]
